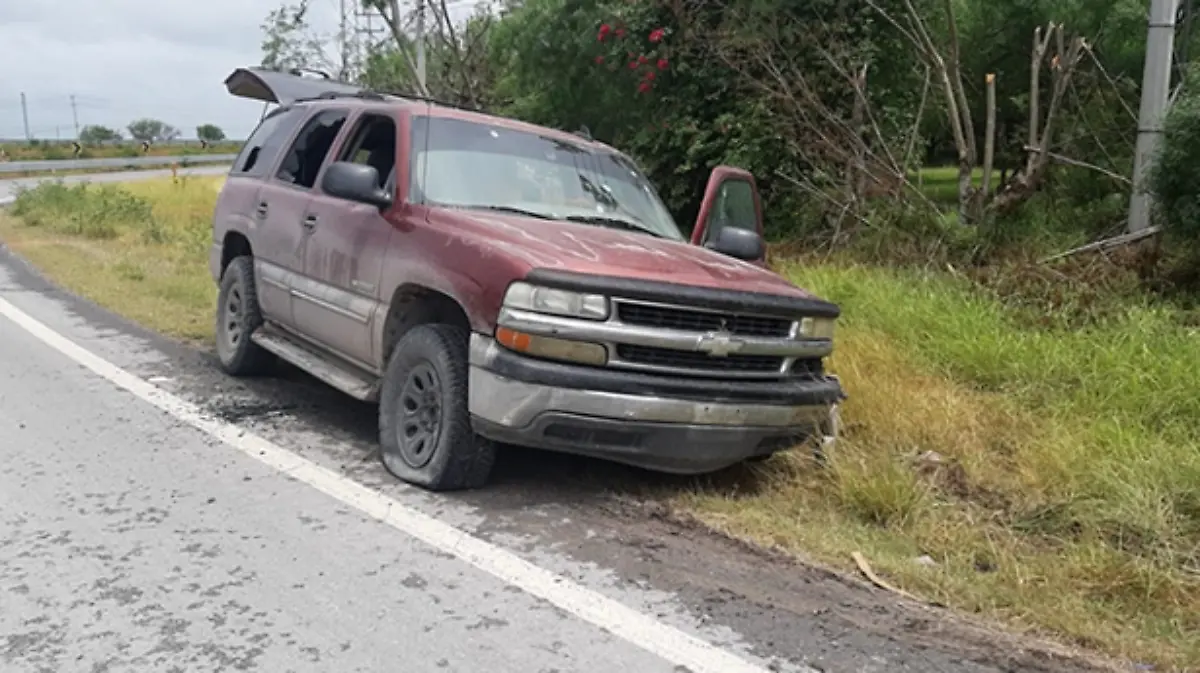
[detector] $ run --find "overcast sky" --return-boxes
[0,0,364,141]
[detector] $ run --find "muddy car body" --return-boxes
[209,67,844,490]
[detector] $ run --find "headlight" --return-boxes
[798,316,836,340]
[503,282,609,320]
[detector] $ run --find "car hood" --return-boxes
[441,209,821,300]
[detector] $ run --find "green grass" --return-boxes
[2,178,1198,669]
[678,262,1200,669]
[914,165,1000,204]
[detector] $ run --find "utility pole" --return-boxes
[415,0,427,93]
[1128,0,1182,233]
[70,94,80,139]
[20,92,30,142]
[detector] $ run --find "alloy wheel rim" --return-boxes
[396,362,443,469]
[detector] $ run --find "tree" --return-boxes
[261,0,359,81]
[196,124,227,143]
[127,118,180,143]
[488,0,931,237]
[78,125,122,145]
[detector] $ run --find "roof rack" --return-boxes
[288,67,332,80]
[293,86,483,114]
[376,90,483,113]
[294,89,391,103]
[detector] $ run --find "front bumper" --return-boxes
[467,334,843,474]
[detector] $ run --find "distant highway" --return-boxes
[0,165,231,206]
[0,154,237,174]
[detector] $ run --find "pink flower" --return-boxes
[638,81,652,93]
[657,58,669,70]
[649,28,666,43]
[594,55,605,64]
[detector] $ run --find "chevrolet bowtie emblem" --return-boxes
[696,330,744,357]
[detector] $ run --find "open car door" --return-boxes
[690,166,767,265]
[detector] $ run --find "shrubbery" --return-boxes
[1150,79,1200,245]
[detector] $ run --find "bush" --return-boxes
[11,182,158,240]
[1150,83,1200,244]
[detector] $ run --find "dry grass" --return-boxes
[678,263,1200,670]
[2,179,1199,669]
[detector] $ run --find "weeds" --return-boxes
[11,181,157,240]
[0,178,220,342]
[676,261,1200,668]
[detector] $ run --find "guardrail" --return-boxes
[0,154,238,174]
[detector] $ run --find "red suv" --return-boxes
[209,67,844,491]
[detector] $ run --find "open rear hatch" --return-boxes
[223,67,368,105]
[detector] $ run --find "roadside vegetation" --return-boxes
[0,179,220,341]
[4,175,1199,668]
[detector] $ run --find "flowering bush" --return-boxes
[595,15,671,95]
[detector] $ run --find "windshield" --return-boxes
[409,114,684,241]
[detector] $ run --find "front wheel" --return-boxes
[378,324,496,491]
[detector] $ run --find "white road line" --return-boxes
[0,295,781,673]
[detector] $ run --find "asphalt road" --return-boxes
[0,168,1114,673]
[0,166,231,206]
[0,306,682,672]
[0,154,236,174]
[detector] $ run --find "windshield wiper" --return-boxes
[564,214,666,239]
[458,204,556,220]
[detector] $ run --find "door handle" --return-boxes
[301,215,318,231]
[255,202,269,219]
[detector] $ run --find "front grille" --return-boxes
[617,344,784,373]
[616,302,792,338]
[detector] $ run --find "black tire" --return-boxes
[378,324,496,491]
[214,256,274,376]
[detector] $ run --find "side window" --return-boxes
[231,106,305,177]
[336,113,397,193]
[275,109,349,190]
[702,179,758,244]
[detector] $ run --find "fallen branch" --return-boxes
[851,552,925,603]
[1021,146,1131,185]
[1039,226,1161,263]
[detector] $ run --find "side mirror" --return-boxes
[704,227,765,262]
[322,161,392,209]
[690,167,763,247]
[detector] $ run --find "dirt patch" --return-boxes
[594,498,1122,673]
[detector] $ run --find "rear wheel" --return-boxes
[214,256,274,376]
[378,324,495,491]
